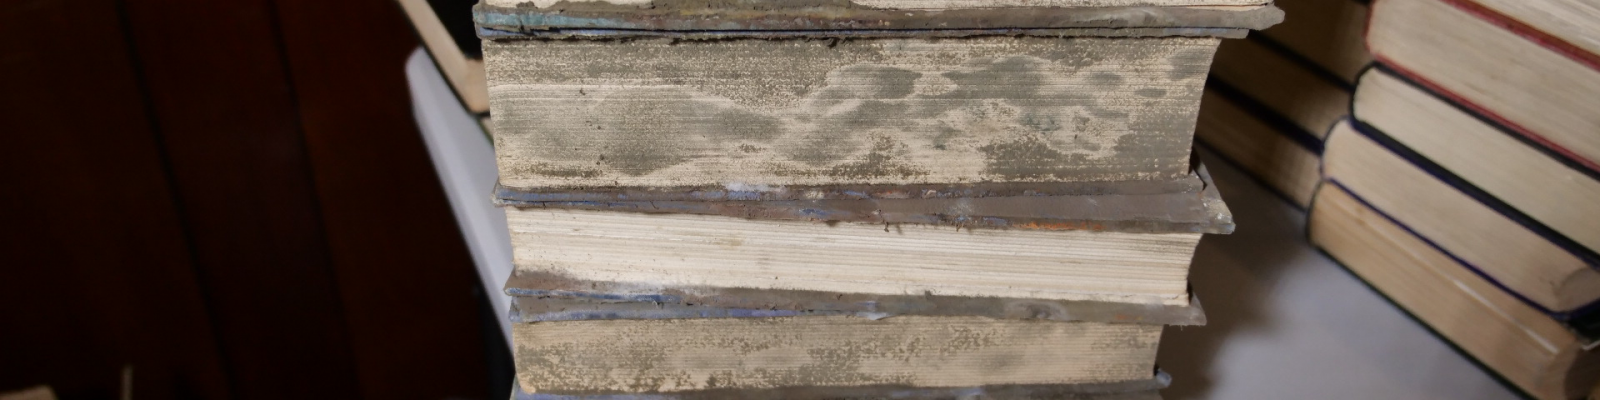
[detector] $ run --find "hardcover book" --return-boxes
[1311,181,1600,400]
[1368,0,1600,173]
[1321,119,1600,330]
[475,0,1281,193]
[497,166,1232,314]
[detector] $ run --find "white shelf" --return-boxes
[406,48,514,345]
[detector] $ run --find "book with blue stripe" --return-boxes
[1309,177,1599,400]
[1315,117,1600,400]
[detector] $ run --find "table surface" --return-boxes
[404,48,1519,400]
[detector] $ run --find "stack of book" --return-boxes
[471,0,1280,398]
[1195,0,1369,207]
[1204,0,1600,398]
[1315,0,1600,398]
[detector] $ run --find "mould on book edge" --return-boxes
[504,271,1208,326]
[1167,46,1217,80]
[977,135,1094,181]
[509,372,1171,399]
[489,40,1199,182]
[493,189,1235,234]
[474,2,1284,36]
[1135,88,1168,98]
[492,158,1211,202]
[822,136,929,179]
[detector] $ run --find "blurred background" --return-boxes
[1,1,508,399]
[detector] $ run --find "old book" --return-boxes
[1256,0,1371,83]
[1321,119,1600,319]
[1193,87,1322,208]
[1310,182,1600,400]
[397,0,487,114]
[475,1,1281,194]
[1368,0,1600,173]
[496,166,1231,314]
[1353,67,1600,259]
[1210,37,1350,138]
[508,381,1169,400]
[1188,0,1362,209]
[508,310,1171,396]
[1450,0,1600,60]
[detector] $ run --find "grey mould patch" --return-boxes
[1167,47,1216,80]
[524,162,603,178]
[783,128,863,167]
[531,87,790,176]
[821,64,921,100]
[1135,88,1167,98]
[1088,107,1129,121]
[931,125,961,150]
[826,136,929,179]
[935,56,1047,100]
[1020,114,1063,134]
[710,109,784,142]
[1086,72,1123,86]
[782,65,923,167]
[977,135,1091,180]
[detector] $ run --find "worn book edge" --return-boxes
[504,274,1206,326]
[473,2,1282,37]
[1326,118,1600,338]
[493,166,1234,234]
[507,371,1170,399]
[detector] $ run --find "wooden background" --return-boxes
[0,0,505,398]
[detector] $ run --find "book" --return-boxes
[1460,0,1600,59]
[1210,36,1351,137]
[1353,67,1600,263]
[1310,181,1600,400]
[509,315,1163,395]
[496,167,1231,313]
[1193,86,1323,207]
[1190,0,1363,208]
[504,296,1185,397]
[476,1,1282,193]
[1368,0,1600,172]
[507,381,1169,400]
[1258,0,1372,83]
[1320,119,1600,323]
[506,358,1171,400]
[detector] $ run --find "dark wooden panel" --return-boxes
[0,1,229,398]
[272,0,493,398]
[118,2,365,398]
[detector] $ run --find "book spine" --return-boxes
[1361,64,1600,187]
[1366,0,1600,173]
[1325,119,1600,338]
[1439,0,1600,71]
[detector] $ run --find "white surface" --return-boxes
[1159,150,1518,400]
[406,48,514,345]
[404,46,1519,398]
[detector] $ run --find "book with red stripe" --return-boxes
[1367,0,1600,174]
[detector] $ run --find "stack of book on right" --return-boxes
[1309,0,1600,398]
[1196,0,1368,208]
